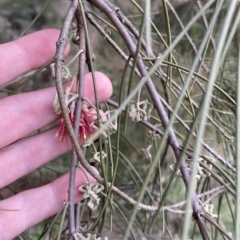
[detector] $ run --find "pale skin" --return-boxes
[0,29,113,239]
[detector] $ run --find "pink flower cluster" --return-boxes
[56,104,97,143]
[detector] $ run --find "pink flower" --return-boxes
[56,104,97,143]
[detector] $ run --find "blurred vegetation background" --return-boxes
[0,0,239,239]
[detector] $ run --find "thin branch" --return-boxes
[202,214,233,240]
[166,0,209,73]
[85,9,129,62]
[54,0,79,237]
[196,0,216,50]
[163,185,226,211]
[72,6,86,233]
[114,7,171,113]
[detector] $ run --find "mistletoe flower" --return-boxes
[55,104,98,143]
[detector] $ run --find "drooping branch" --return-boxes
[87,0,209,238]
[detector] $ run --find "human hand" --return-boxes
[0,29,112,239]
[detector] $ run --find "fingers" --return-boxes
[0,168,96,240]
[0,29,70,87]
[0,71,113,148]
[0,127,71,188]
[0,107,107,188]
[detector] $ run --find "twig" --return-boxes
[166,1,209,73]
[196,0,216,50]
[114,7,171,114]
[75,202,82,232]
[202,214,233,240]
[163,185,226,212]
[85,8,129,62]
[70,6,87,235]
[54,0,79,237]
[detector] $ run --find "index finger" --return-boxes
[0,29,70,87]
